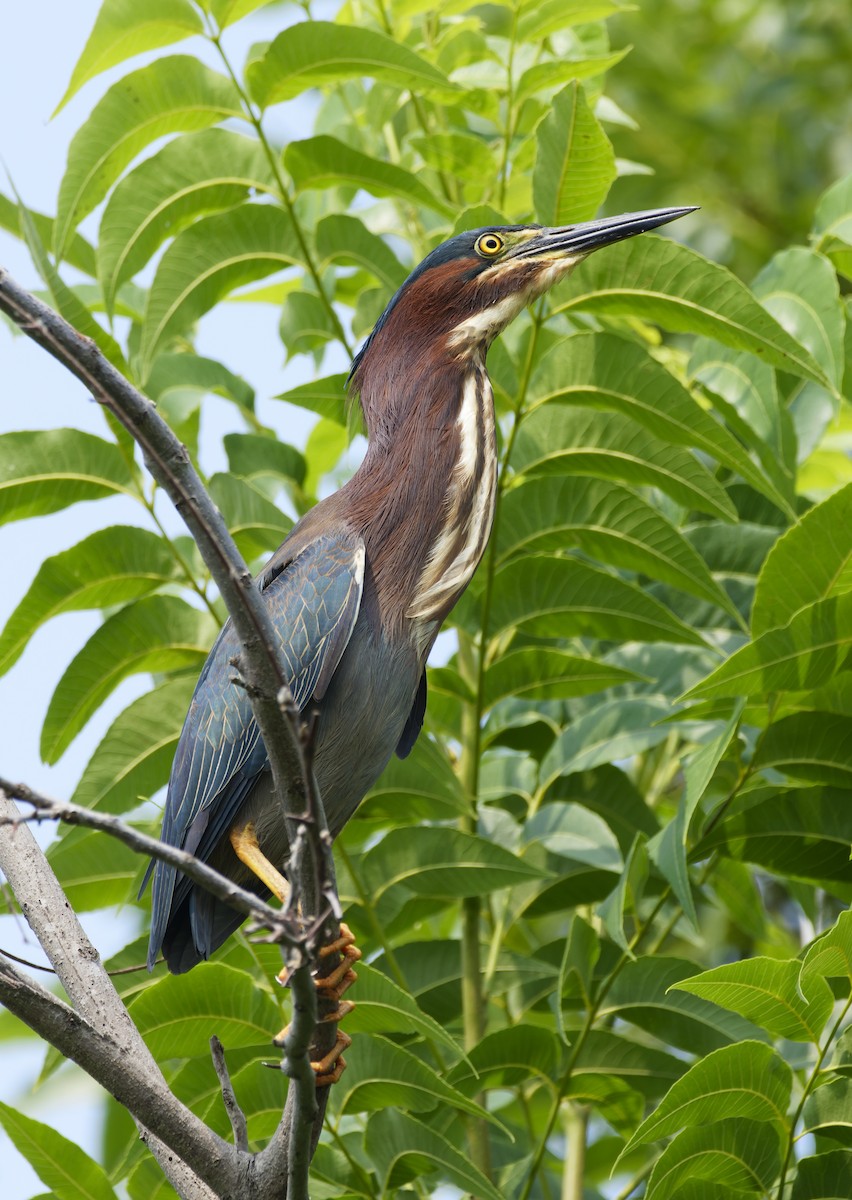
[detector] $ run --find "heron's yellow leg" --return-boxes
[228,820,290,905]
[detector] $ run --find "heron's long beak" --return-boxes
[510,207,698,260]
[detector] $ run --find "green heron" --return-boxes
[144,207,694,1076]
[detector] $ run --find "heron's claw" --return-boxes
[274,923,360,1086]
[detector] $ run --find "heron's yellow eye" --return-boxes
[476,233,504,257]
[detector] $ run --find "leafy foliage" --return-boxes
[2,0,852,1197]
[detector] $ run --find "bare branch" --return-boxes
[0,776,301,951]
[211,1036,250,1153]
[0,951,244,1195]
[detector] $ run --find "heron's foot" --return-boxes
[274,923,361,1086]
[228,821,291,906]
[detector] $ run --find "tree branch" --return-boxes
[0,268,348,1196]
[211,1036,250,1153]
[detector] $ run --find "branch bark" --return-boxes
[0,268,347,1198]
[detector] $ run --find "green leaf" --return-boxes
[700,786,852,886]
[0,1101,118,1200]
[515,50,628,105]
[0,429,135,526]
[802,910,852,984]
[55,56,243,258]
[0,190,96,276]
[576,1030,687,1099]
[285,136,454,218]
[14,196,130,375]
[210,0,275,28]
[364,1109,504,1200]
[512,403,736,520]
[140,204,302,371]
[529,332,789,514]
[802,1077,852,1145]
[279,291,337,359]
[754,246,845,387]
[146,353,255,414]
[599,832,648,952]
[554,236,833,391]
[97,128,274,315]
[274,374,348,427]
[524,802,623,872]
[752,711,852,788]
[54,0,204,115]
[648,701,744,927]
[447,1025,561,1093]
[752,483,852,635]
[533,81,615,225]
[0,526,178,676]
[487,556,708,646]
[517,0,625,40]
[343,962,460,1057]
[363,736,466,821]
[246,22,458,107]
[671,956,834,1042]
[792,1150,852,1199]
[813,173,852,278]
[408,132,498,187]
[645,1119,780,1200]
[601,955,767,1056]
[336,1034,496,1126]
[46,825,141,911]
[208,473,292,558]
[483,646,640,707]
[498,476,739,618]
[621,1041,791,1156]
[41,595,211,763]
[359,827,546,901]
[541,697,678,788]
[70,676,196,813]
[129,963,281,1057]
[315,214,408,292]
[224,433,306,488]
[682,592,852,700]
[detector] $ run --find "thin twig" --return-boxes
[210,1036,250,1153]
[0,777,302,952]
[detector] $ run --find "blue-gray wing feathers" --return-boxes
[145,531,365,967]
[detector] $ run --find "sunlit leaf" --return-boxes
[645,1119,780,1200]
[41,595,212,763]
[315,213,408,291]
[208,473,292,558]
[140,205,302,371]
[671,956,834,1042]
[801,911,852,984]
[0,526,177,676]
[752,711,852,788]
[70,676,196,813]
[792,1150,852,1199]
[752,483,852,635]
[248,22,459,107]
[146,352,255,414]
[285,136,454,218]
[0,1102,118,1200]
[487,556,708,646]
[533,81,615,225]
[540,697,677,788]
[513,403,736,520]
[554,236,833,390]
[97,129,274,315]
[802,1077,852,1145]
[55,57,243,257]
[54,0,204,115]
[621,1041,791,1156]
[129,963,281,1057]
[484,646,640,707]
[498,476,738,617]
[0,429,136,526]
[682,592,852,700]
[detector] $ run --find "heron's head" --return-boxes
[348,207,695,436]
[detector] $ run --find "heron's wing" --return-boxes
[146,530,365,963]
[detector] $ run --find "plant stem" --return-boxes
[209,31,354,358]
[562,1104,587,1200]
[776,993,852,1198]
